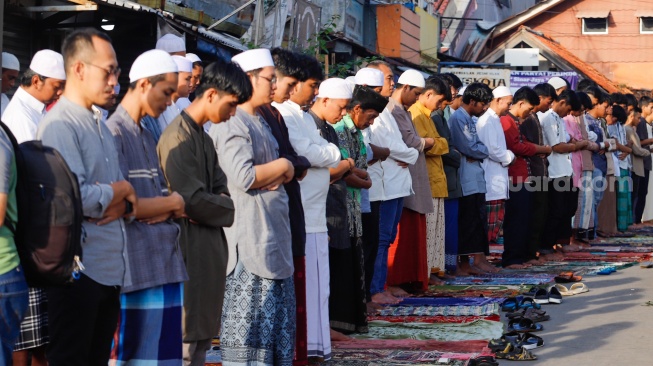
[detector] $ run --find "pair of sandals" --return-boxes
[501,297,541,312]
[533,286,563,304]
[490,337,540,361]
[489,331,544,351]
[506,307,550,323]
[554,283,589,296]
[507,317,544,332]
[555,271,583,283]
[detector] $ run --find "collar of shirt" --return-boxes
[413,101,432,119]
[15,87,46,115]
[285,99,303,114]
[181,110,202,132]
[506,111,519,125]
[308,109,326,130]
[486,107,499,120]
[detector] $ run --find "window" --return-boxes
[582,17,608,34]
[641,17,653,34]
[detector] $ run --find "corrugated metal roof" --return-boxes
[575,10,610,19]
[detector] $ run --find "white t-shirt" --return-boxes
[2,87,46,143]
[541,110,573,179]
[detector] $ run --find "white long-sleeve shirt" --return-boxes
[274,100,341,233]
[2,87,46,143]
[366,103,419,202]
[476,107,514,201]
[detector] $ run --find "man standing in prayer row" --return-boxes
[153,56,193,137]
[158,60,249,365]
[634,96,653,224]
[156,33,186,56]
[211,49,297,365]
[1,52,20,117]
[175,53,202,111]
[107,49,188,364]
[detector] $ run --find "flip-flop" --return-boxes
[508,317,544,332]
[519,297,542,310]
[596,267,614,275]
[520,332,544,350]
[469,356,499,366]
[495,343,538,361]
[533,288,549,304]
[501,297,519,312]
[522,286,540,297]
[640,262,653,268]
[488,331,522,352]
[554,284,573,296]
[570,282,589,295]
[548,286,562,304]
[506,308,547,319]
[555,272,582,283]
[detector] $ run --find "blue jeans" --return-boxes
[370,197,404,295]
[592,168,606,237]
[0,266,28,364]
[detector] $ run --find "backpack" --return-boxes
[0,121,84,286]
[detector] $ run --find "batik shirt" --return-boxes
[333,114,367,238]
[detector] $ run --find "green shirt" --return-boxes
[0,129,20,275]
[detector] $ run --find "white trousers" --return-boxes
[305,232,331,359]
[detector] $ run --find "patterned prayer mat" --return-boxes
[418,285,525,298]
[351,320,504,341]
[332,339,491,352]
[444,273,556,286]
[327,349,484,365]
[378,303,499,317]
[367,315,501,324]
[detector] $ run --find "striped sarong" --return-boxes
[573,171,594,230]
[486,200,505,243]
[426,198,446,273]
[221,260,295,366]
[617,169,633,232]
[110,283,183,365]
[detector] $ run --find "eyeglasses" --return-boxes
[258,74,277,85]
[85,62,121,80]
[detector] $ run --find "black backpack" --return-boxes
[0,121,83,286]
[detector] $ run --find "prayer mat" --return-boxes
[367,315,501,324]
[378,303,500,317]
[329,349,491,365]
[395,297,504,307]
[351,320,503,341]
[444,274,556,286]
[326,359,468,366]
[331,339,491,353]
[419,284,529,298]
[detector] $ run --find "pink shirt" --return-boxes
[564,115,583,187]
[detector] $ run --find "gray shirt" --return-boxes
[209,107,293,280]
[37,96,127,287]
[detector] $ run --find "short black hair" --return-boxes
[558,89,581,111]
[624,93,638,108]
[639,95,653,108]
[192,61,203,69]
[610,92,626,105]
[441,72,463,89]
[62,28,112,72]
[462,82,493,104]
[347,85,388,113]
[296,53,324,82]
[577,78,597,92]
[127,73,169,91]
[367,60,392,70]
[576,91,593,110]
[612,104,627,123]
[584,85,607,105]
[195,60,252,104]
[424,76,452,102]
[513,86,539,106]
[533,83,557,100]
[271,48,303,80]
[20,68,45,87]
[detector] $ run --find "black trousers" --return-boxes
[542,177,577,248]
[46,274,120,366]
[633,170,650,224]
[362,201,380,302]
[503,184,534,266]
[458,193,489,256]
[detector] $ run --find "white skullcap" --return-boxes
[345,76,356,84]
[317,78,353,99]
[2,52,19,71]
[156,33,186,53]
[186,53,202,64]
[129,50,178,83]
[30,50,66,80]
[548,76,567,90]
[493,86,512,99]
[171,55,193,73]
[457,85,467,96]
[355,68,384,87]
[397,69,425,88]
[231,48,274,72]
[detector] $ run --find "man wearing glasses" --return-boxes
[37,28,137,365]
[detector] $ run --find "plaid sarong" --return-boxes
[574,171,594,230]
[486,200,505,243]
[110,282,183,365]
[14,287,48,351]
[617,169,633,232]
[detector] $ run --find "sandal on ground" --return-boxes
[488,331,522,352]
[533,288,549,304]
[522,286,540,297]
[519,297,542,310]
[501,297,519,312]
[469,355,499,366]
[521,308,550,322]
[548,286,563,304]
[554,284,573,296]
[506,307,547,319]
[507,317,543,332]
[597,266,616,275]
[494,343,538,361]
[570,282,589,295]
[555,271,582,283]
[520,332,544,350]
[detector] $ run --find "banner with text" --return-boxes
[440,67,511,89]
[510,71,579,93]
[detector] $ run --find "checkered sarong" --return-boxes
[486,200,505,244]
[14,287,48,351]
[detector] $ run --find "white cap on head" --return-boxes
[345,76,356,84]
[171,55,193,73]
[548,76,567,90]
[186,53,202,64]
[156,33,186,54]
[231,48,274,72]
[317,78,353,99]
[457,85,467,96]
[355,67,384,87]
[129,49,178,83]
[397,69,425,88]
[2,52,19,71]
[30,50,66,80]
[492,86,512,99]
